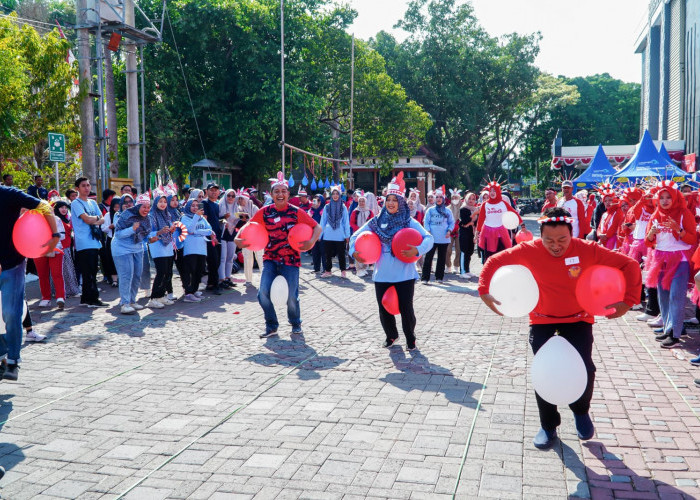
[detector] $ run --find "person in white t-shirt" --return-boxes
[557,180,587,238]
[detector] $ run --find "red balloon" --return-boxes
[382,286,400,315]
[289,223,313,252]
[13,210,52,259]
[354,232,382,264]
[575,265,625,316]
[391,228,422,263]
[237,252,244,264]
[516,229,534,244]
[239,222,268,251]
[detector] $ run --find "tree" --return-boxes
[372,0,577,189]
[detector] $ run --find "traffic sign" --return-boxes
[48,132,65,162]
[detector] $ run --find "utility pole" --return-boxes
[95,5,108,193]
[280,0,285,175]
[140,45,147,192]
[76,0,96,182]
[125,0,141,188]
[349,34,355,190]
[105,46,119,177]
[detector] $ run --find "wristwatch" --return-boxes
[52,233,61,238]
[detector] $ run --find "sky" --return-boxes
[347,0,646,83]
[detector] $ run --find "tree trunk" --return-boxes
[104,46,119,177]
[76,0,96,182]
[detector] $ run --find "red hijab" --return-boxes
[649,181,688,227]
[484,181,502,204]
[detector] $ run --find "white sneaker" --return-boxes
[57,298,65,309]
[635,313,654,321]
[160,298,175,306]
[198,283,206,291]
[25,330,46,342]
[630,304,643,311]
[130,303,144,311]
[685,317,699,325]
[357,270,367,277]
[647,315,663,327]
[166,293,175,301]
[183,294,201,303]
[147,299,165,309]
[194,291,203,298]
[120,304,136,315]
[38,300,51,307]
[459,273,469,278]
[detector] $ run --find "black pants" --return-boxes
[151,256,174,299]
[422,242,448,281]
[459,227,475,273]
[374,280,416,344]
[529,322,596,431]
[183,254,206,295]
[481,240,506,264]
[644,287,660,316]
[102,237,117,280]
[173,248,186,293]
[312,240,326,272]
[76,248,100,304]
[206,241,221,288]
[324,240,346,272]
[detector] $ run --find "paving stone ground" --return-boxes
[1,215,700,499]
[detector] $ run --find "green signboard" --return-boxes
[49,132,65,162]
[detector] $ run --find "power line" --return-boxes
[165,4,207,161]
[0,12,63,30]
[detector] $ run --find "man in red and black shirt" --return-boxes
[236,173,322,338]
[479,207,641,450]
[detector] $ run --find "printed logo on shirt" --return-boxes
[568,265,582,279]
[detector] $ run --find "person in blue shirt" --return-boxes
[421,185,455,284]
[349,172,434,350]
[181,199,213,302]
[201,183,224,295]
[112,194,152,314]
[27,175,48,200]
[320,186,351,278]
[147,193,176,309]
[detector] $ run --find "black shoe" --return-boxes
[407,340,417,351]
[533,428,557,449]
[4,364,19,381]
[574,413,595,440]
[382,338,397,348]
[291,326,303,335]
[87,300,108,308]
[0,359,6,379]
[655,332,671,341]
[695,378,700,388]
[212,288,222,295]
[260,330,278,338]
[661,336,680,348]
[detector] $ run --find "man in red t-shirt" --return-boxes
[541,188,558,213]
[236,172,322,338]
[478,207,641,450]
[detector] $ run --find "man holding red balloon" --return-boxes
[1,185,60,381]
[349,172,434,350]
[479,207,641,450]
[236,172,322,338]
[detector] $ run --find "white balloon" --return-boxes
[270,275,289,307]
[489,265,539,317]
[501,211,520,230]
[531,336,588,406]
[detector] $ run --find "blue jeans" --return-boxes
[658,261,689,338]
[0,261,26,364]
[257,260,301,333]
[113,251,144,305]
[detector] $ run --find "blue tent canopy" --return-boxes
[658,143,676,166]
[612,130,687,183]
[573,144,617,190]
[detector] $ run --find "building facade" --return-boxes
[636,0,700,156]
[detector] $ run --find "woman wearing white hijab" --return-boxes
[350,190,375,277]
[218,188,238,287]
[365,192,380,215]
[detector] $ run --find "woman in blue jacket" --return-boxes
[350,172,434,350]
[147,193,175,309]
[320,186,351,278]
[112,194,152,314]
[181,199,213,303]
[421,186,455,284]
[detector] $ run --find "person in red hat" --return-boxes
[475,180,522,263]
[597,185,623,250]
[478,206,641,450]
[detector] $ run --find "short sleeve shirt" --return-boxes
[71,198,103,251]
[250,203,318,267]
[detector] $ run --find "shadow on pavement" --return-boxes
[556,441,694,499]
[245,335,347,380]
[380,348,483,408]
[0,395,26,482]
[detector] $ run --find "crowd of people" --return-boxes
[2,170,700,430]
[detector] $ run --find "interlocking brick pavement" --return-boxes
[0,214,699,498]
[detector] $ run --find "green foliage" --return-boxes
[372,0,579,190]
[131,0,430,186]
[517,73,641,189]
[0,14,79,179]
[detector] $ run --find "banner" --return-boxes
[684,153,696,173]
